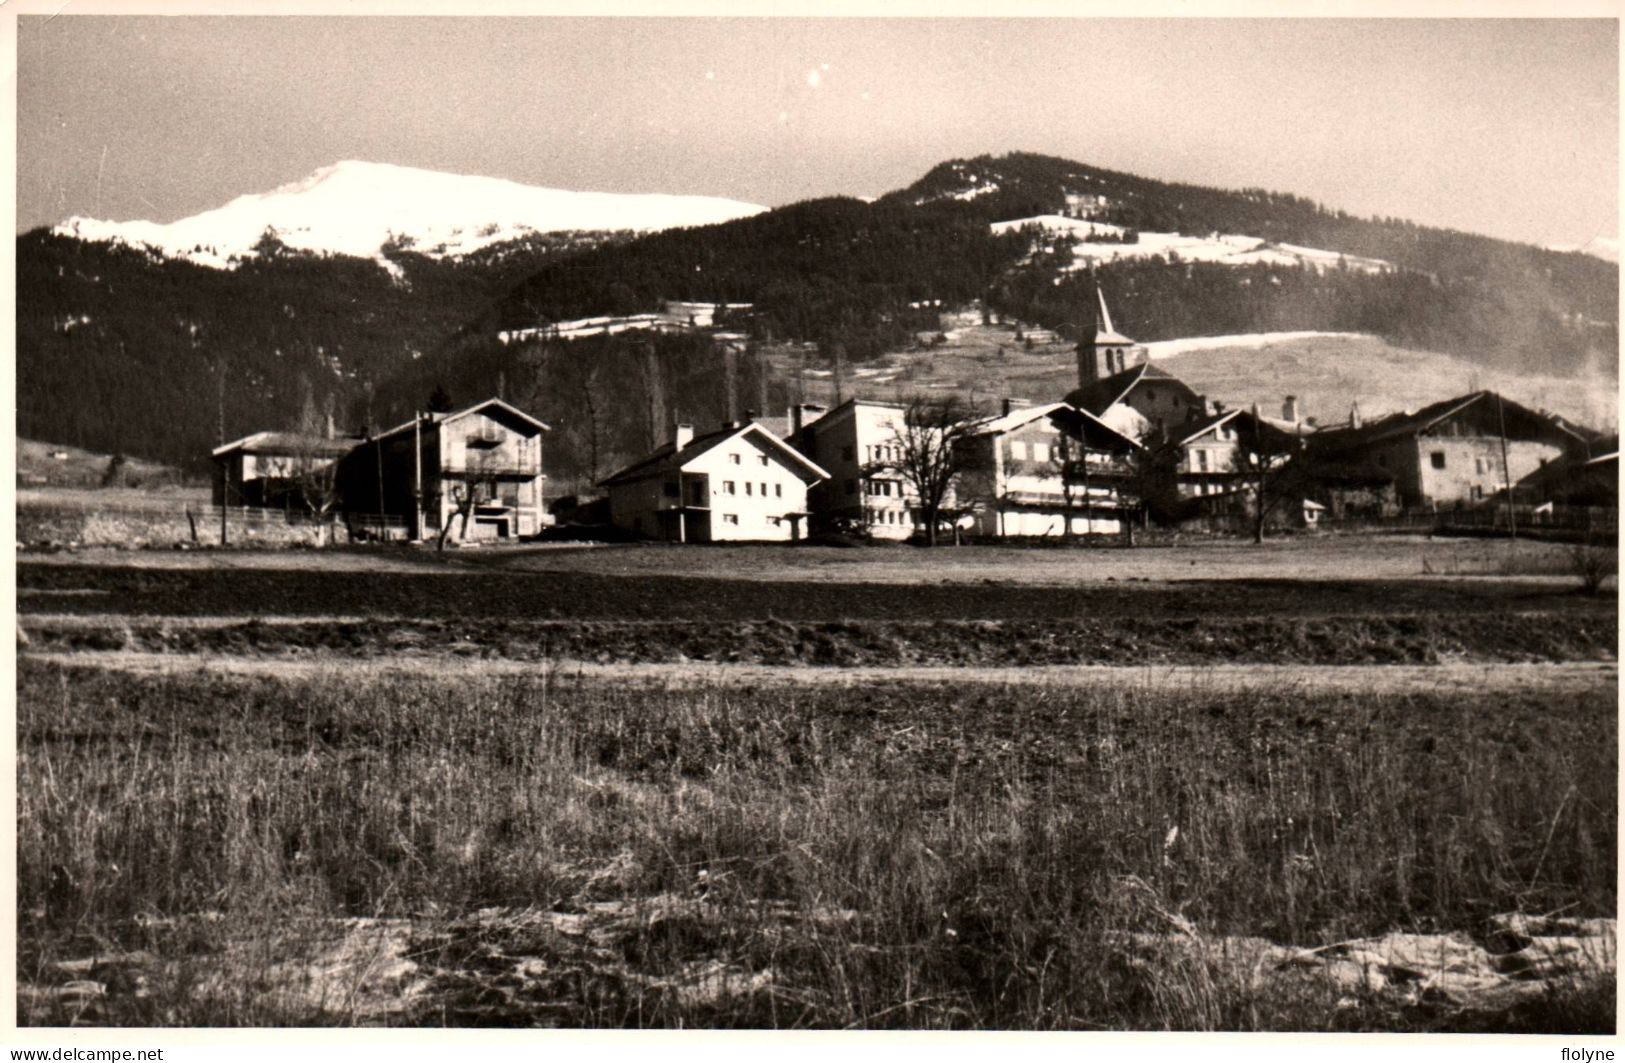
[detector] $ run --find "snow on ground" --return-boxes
[991,215,1391,274]
[1547,236,1620,263]
[53,160,766,270]
[1142,331,1374,360]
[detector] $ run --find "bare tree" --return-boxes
[437,478,484,551]
[292,382,341,544]
[879,395,984,546]
[1233,414,1306,544]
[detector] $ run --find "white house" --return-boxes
[792,399,923,540]
[599,420,829,542]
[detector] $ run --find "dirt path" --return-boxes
[20,537,1591,587]
[24,650,1617,696]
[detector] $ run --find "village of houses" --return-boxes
[208,292,1618,551]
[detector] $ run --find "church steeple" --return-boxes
[1076,284,1138,388]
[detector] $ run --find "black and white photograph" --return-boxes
[8,4,1619,1043]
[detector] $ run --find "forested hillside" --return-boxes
[493,197,1028,360]
[17,151,1617,477]
[15,229,625,470]
[892,153,1617,375]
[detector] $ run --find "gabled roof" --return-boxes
[1064,361,1193,416]
[598,422,831,488]
[1314,391,1588,454]
[1175,409,1242,446]
[964,401,1141,451]
[373,397,550,444]
[964,401,1073,437]
[211,431,356,460]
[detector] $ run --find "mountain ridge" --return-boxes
[50,160,768,269]
[17,150,1618,481]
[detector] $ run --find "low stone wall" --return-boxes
[19,507,330,550]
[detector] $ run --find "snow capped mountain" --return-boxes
[52,160,767,270]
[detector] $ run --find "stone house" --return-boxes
[1308,391,1591,511]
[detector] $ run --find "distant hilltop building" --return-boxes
[498,301,753,345]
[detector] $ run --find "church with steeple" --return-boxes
[1075,286,1143,387]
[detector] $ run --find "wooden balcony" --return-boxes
[442,453,542,479]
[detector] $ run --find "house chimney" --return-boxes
[1002,397,1032,416]
[1349,401,1362,430]
[789,403,826,435]
[674,423,694,450]
[1283,396,1300,424]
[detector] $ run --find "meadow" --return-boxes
[14,540,1618,1030]
[16,659,1615,1029]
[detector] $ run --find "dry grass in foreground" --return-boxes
[16,660,1616,1030]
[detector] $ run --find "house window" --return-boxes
[1431,452,1446,470]
[1033,442,1051,463]
[759,454,769,466]
[1010,441,1027,461]
[723,481,736,494]
[761,482,768,496]
[745,482,753,496]
[775,483,782,498]
[1475,458,1485,475]
[723,513,739,525]
[730,453,741,464]
[1198,450,1210,472]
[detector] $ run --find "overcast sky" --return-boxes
[16,16,1618,248]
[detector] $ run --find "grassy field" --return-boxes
[22,534,1606,586]
[14,540,1618,1030]
[765,326,1617,433]
[16,658,1615,1029]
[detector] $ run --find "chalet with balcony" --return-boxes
[956,400,1141,537]
[599,420,829,542]
[336,398,549,542]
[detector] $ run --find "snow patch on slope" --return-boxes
[1547,236,1619,263]
[1143,331,1375,360]
[53,160,767,270]
[993,214,1392,274]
